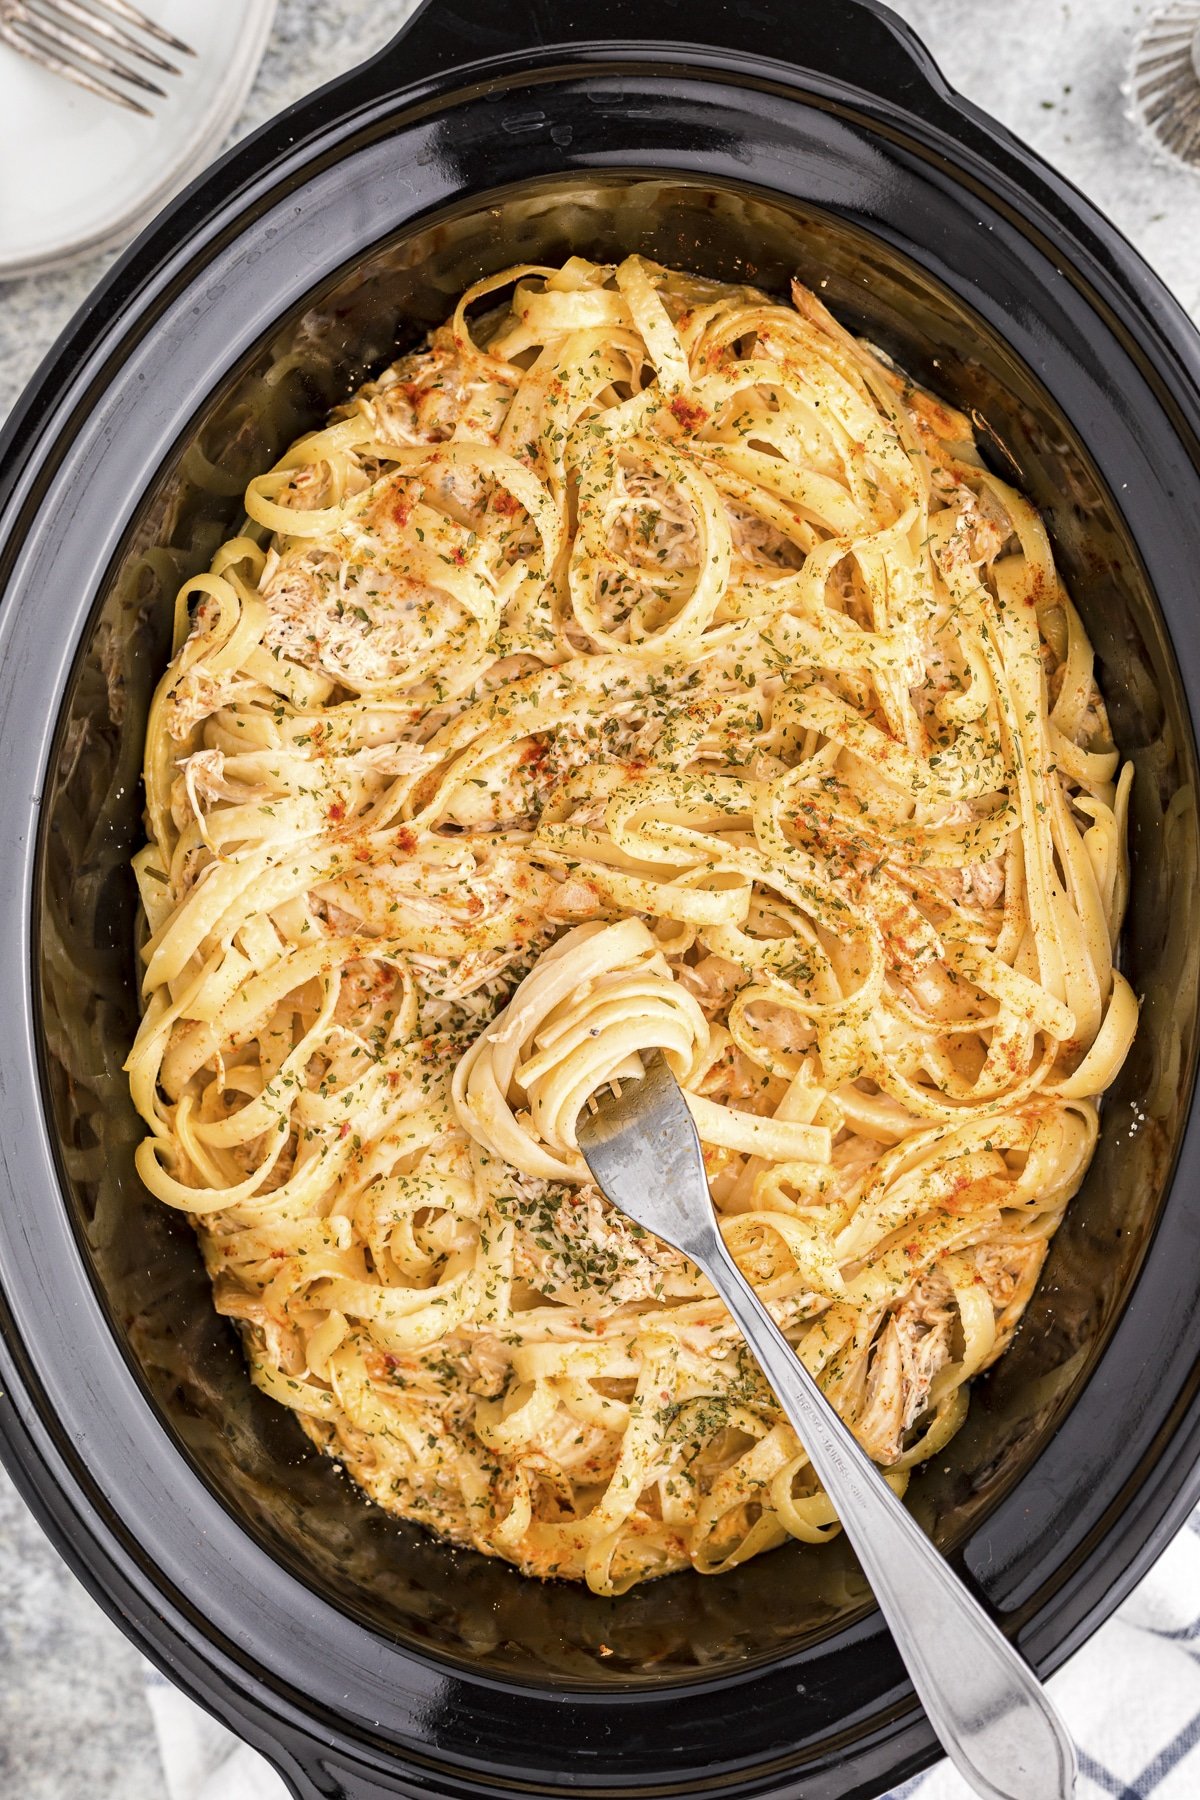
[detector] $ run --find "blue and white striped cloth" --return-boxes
[145,1511,1200,1800]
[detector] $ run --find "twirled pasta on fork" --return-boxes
[127,256,1136,1594]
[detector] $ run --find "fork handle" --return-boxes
[698,1231,1076,1800]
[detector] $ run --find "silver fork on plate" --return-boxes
[0,0,193,117]
[577,1050,1077,1800]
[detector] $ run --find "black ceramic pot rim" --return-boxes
[1,5,1200,1799]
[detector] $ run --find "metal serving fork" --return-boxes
[577,1050,1077,1800]
[0,0,193,117]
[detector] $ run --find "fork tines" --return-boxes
[0,0,195,117]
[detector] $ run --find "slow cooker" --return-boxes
[1,1,1199,1795]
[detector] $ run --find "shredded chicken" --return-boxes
[855,1321,906,1463]
[362,336,512,448]
[857,1268,956,1464]
[444,708,653,832]
[937,484,1011,568]
[967,1238,1048,1357]
[506,1179,691,1308]
[678,953,747,1018]
[260,544,462,691]
[929,852,1007,913]
[892,1270,956,1424]
[610,469,700,568]
[212,1277,306,1376]
[162,668,253,743]
[727,500,804,569]
[697,1041,770,1107]
[543,874,608,923]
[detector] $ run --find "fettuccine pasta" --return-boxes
[128,257,1135,1594]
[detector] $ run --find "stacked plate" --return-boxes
[0,0,277,278]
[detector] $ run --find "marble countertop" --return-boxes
[0,2,1197,1795]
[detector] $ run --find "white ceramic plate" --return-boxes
[0,0,277,278]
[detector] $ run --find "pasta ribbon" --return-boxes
[127,256,1136,1595]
